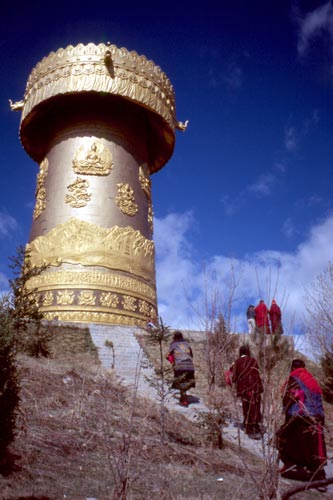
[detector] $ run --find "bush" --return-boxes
[0,297,20,472]
[0,244,46,473]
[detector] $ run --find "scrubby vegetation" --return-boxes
[0,352,265,500]
[0,295,20,474]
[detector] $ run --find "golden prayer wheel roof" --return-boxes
[19,43,179,173]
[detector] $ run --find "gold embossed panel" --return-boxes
[72,139,113,176]
[27,218,155,281]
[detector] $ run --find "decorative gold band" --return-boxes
[27,270,157,327]
[26,270,156,301]
[42,310,148,328]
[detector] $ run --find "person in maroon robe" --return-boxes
[255,299,271,334]
[277,359,327,484]
[232,344,263,439]
[269,299,283,334]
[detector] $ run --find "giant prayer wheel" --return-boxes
[12,42,186,327]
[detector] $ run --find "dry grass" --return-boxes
[0,352,266,500]
[1,326,332,499]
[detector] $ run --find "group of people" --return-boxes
[247,299,283,335]
[230,346,327,485]
[166,330,327,486]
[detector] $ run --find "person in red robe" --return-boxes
[269,299,283,334]
[254,299,271,334]
[277,359,327,484]
[232,344,263,439]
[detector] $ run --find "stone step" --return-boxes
[88,323,158,395]
[86,324,208,416]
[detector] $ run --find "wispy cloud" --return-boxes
[284,110,319,153]
[295,194,324,209]
[284,125,298,152]
[155,211,333,337]
[223,62,243,89]
[282,217,295,239]
[220,170,280,217]
[220,193,245,216]
[0,211,18,237]
[274,161,287,174]
[247,173,277,196]
[200,45,245,90]
[221,108,319,216]
[207,61,244,90]
[296,0,333,56]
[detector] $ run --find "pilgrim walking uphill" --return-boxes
[277,359,327,485]
[166,331,196,407]
[231,344,263,439]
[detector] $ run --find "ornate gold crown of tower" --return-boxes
[11,42,187,327]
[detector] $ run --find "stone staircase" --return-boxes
[88,323,157,397]
[87,323,208,419]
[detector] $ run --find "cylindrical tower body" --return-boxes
[18,43,178,327]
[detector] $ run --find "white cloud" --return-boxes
[296,1,333,56]
[154,212,201,329]
[0,211,18,237]
[155,212,333,336]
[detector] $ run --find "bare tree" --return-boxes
[304,261,333,357]
[304,262,333,402]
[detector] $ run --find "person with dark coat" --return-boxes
[269,299,283,334]
[232,345,263,439]
[255,299,271,334]
[246,305,256,334]
[167,331,195,407]
[277,359,327,483]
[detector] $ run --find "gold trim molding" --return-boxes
[39,290,156,316]
[31,284,158,326]
[27,218,155,281]
[26,270,156,301]
[21,43,176,131]
[36,287,158,326]
[42,310,148,327]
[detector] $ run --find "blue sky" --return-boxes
[0,0,332,339]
